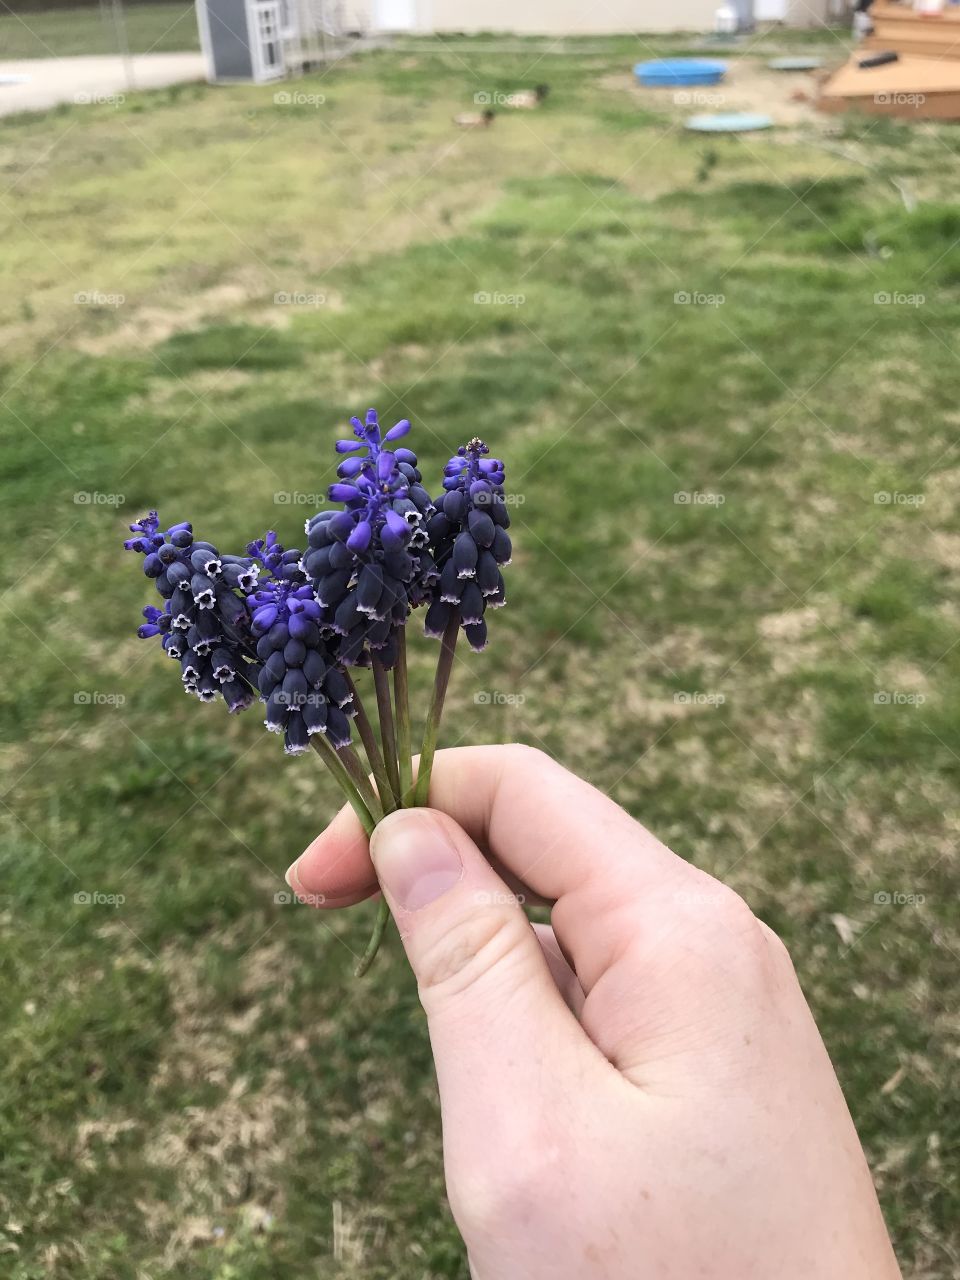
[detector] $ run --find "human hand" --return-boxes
[286,745,901,1280]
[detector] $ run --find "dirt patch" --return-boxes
[129,936,306,1263]
[611,56,845,133]
[74,281,262,356]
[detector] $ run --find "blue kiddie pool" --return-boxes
[634,58,727,88]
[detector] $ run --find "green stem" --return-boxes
[372,658,402,802]
[309,734,376,836]
[346,674,396,814]
[354,896,390,978]
[337,744,383,821]
[311,735,390,976]
[394,629,413,806]
[413,614,459,808]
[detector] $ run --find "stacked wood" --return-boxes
[819,3,960,119]
[864,2,960,60]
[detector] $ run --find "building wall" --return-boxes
[337,0,842,34]
[783,0,840,26]
[424,0,719,33]
[338,0,722,34]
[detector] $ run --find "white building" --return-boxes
[343,0,840,33]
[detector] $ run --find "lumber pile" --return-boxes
[865,2,960,60]
[820,3,960,120]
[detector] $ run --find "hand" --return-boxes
[286,745,901,1280]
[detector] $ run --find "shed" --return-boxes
[197,0,282,81]
[197,0,335,83]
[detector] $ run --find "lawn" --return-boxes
[1,30,959,1279]
[0,2,199,58]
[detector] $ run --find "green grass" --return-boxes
[1,32,958,1279]
[0,2,198,58]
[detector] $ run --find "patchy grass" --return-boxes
[1,32,958,1280]
[0,3,199,58]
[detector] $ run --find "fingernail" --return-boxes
[284,856,304,895]
[370,811,463,911]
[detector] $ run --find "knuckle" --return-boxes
[667,877,774,973]
[501,741,551,776]
[757,920,796,974]
[451,1133,559,1237]
[710,886,761,937]
[677,876,757,935]
[416,906,531,1005]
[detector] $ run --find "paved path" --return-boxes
[0,53,206,116]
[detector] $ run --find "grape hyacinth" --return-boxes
[301,410,437,669]
[123,410,512,976]
[124,512,259,712]
[425,437,511,652]
[245,531,355,754]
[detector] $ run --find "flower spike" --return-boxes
[425,437,511,651]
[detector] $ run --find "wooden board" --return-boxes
[870,1,960,27]
[864,36,960,58]
[865,2,960,59]
[819,53,960,119]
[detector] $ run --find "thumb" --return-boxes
[369,807,594,1123]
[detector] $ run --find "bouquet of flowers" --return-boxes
[124,411,511,974]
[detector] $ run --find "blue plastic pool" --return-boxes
[634,59,727,87]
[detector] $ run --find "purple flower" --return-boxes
[246,533,354,753]
[301,410,437,668]
[124,513,258,711]
[424,438,511,651]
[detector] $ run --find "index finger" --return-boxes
[287,744,691,986]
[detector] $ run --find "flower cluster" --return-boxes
[301,410,437,668]
[246,532,355,754]
[124,513,259,711]
[424,438,511,651]
[124,414,514,975]
[125,413,512,752]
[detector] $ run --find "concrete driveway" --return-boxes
[0,53,206,116]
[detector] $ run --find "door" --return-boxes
[251,0,285,80]
[373,0,416,31]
